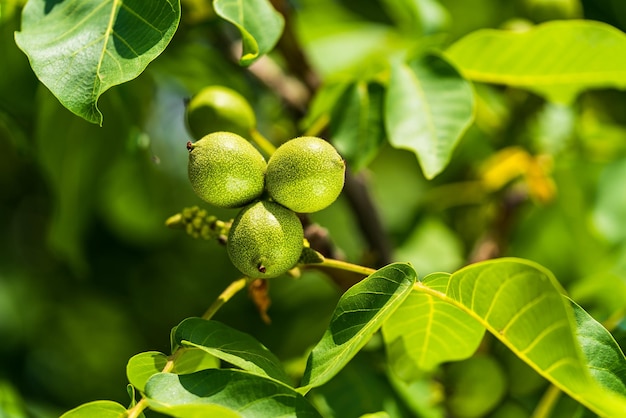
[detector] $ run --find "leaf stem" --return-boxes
[303,114,330,138]
[250,129,277,157]
[532,384,562,418]
[126,398,148,418]
[319,258,376,276]
[202,276,253,320]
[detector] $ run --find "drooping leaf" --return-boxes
[14,0,180,125]
[385,54,474,179]
[409,258,626,417]
[60,400,127,418]
[145,369,322,417]
[213,0,285,66]
[330,81,386,171]
[299,263,417,393]
[446,20,626,104]
[383,272,485,379]
[571,299,626,396]
[173,317,291,385]
[126,351,168,393]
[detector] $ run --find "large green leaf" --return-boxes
[213,0,285,66]
[385,54,474,179]
[145,369,322,417]
[571,299,626,396]
[446,20,626,104]
[330,81,386,171]
[409,258,626,417]
[60,400,127,418]
[383,272,485,379]
[14,0,180,125]
[299,263,417,393]
[173,317,291,385]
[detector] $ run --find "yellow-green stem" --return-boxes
[303,114,330,138]
[532,384,562,418]
[320,258,376,276]
[250,129,277,157]
[202,276,252,320]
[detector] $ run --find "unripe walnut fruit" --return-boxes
[227,201,304,278]
[185,86,256,140]
[265,136,345,213]
[187,132,266,208]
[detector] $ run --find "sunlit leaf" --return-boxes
[126,351,168,393]
[571,299,626,396]
[173,317,291,385]
[60,400,127,418]
[14,0,180,125]
[299,263,417,393]
[385,54,474,179]
[145,369,322,417]
[410,258,626,417]
[213,0,284,66]
[330,81,386,171]
[383,272,485,379]
[446,20,626,104]
[173,347,221,374]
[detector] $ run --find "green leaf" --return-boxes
[411,258,626,417]
[60,400,127,418]
[571,299,626,396]
[126,351,168,393]
[173,348,221,374]
[173,317,291,385]
[382,272,485,379]
[299,263,417,392]
[445,20,626,104]
[330,81,386,171]
[14,0,180,125]
[213,0,285,66]
[145,369,322,417]
[385,54,474,179]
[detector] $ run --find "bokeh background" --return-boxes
[2,0,626,416]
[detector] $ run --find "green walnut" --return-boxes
[227,201,304,278]
[185,86,256,140]
[187,132,266,208]
[265,136,345,213]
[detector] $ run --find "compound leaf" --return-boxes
[446,20,626,104]
[14,0,180,125]
[145,369,322,417]
[408,258,626,417]
[213,0,284,66]
[385,54,474,179]
[299,263,416,393]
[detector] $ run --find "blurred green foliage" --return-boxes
[1,0,626,417]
